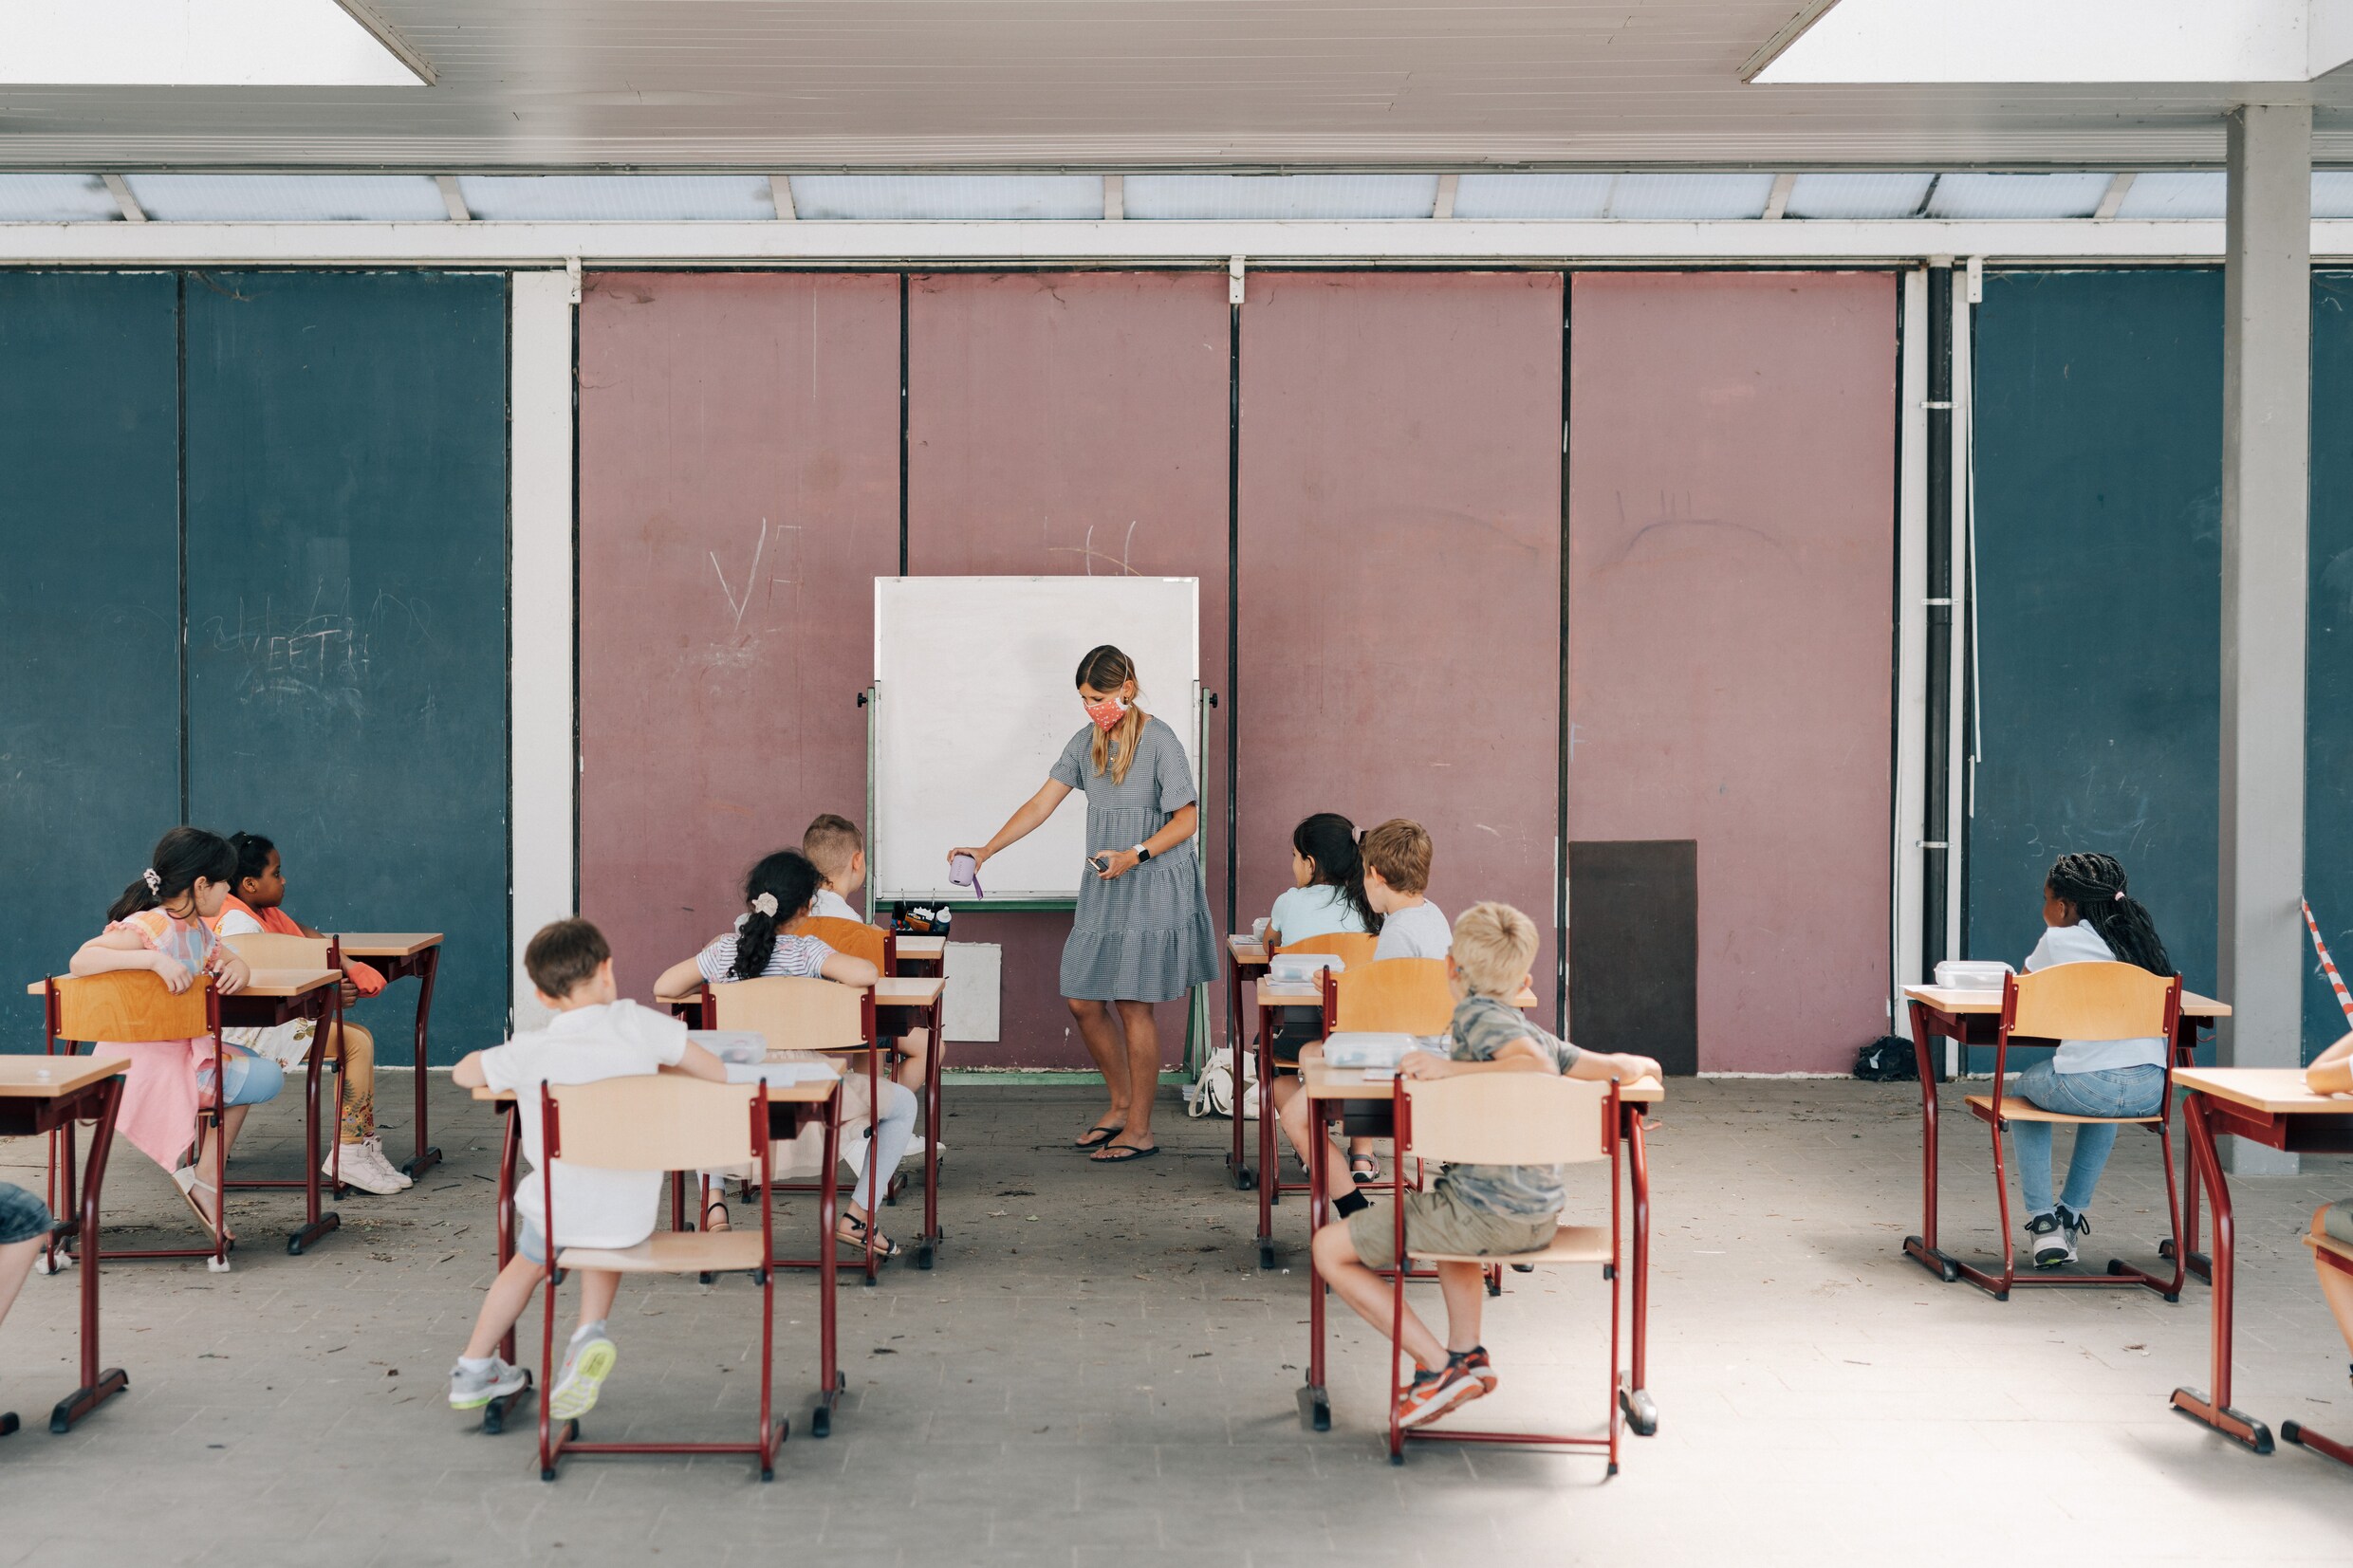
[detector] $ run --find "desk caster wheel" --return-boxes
[916,1242,936,1270]
[1258,1240,1276,1270]
[1606,1462,1619,1476]
[811,1406,830,1439]
[1485,1273,1502,1298]
[1235,1167,1256,1191]
[1389,1451,1403,1467]
[1621,1388,1658,1436]
[0,1413,17,1437]
[1298,1385,1329,1431]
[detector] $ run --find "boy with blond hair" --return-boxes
[1309,900,1660,1429]
[802,812,936,1099]
[447,919,726,1420]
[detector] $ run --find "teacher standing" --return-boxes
[950,644,1216,1162]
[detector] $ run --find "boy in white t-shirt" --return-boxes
[446,919,726,1419]
[805,814,936,1100]
[1363,818,1449,961]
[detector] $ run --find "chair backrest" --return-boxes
[2006,962,2179,1043]
[1400,1073,1609,1167]
[220,932,335,970]
[548,1075,759,1171]
[1325,957,1454,1036]
[709,975,874,1052]
[792,915,895,974]
[48,971,217,1044]
[1277,931,1378,968]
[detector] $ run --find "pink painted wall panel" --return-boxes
[1235,272,1564,1013]
[906,271,1232,1067]
[1566,271,1896,1073]
[578,272,901,1002]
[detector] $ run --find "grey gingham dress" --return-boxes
[1051,716,1218,1004]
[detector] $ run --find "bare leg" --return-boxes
[1312,1220,1444,1370]
[2316,1207,2353,1359]
[463,1252,546,1359]
[893,1026,931,1091]
[1066,997,1130,1142]
[1274,1079,1357,1202]
[185,1105,253,1233]
[1435,1262,1487,1355]
[1096,1001,1160,1157]
[574,1268,621,1331]
[0,1235,42,1328]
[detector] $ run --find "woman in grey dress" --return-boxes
[949,645,1217,1162]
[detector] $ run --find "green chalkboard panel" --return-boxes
[0,273,182,1049]
[1966,270,2222,1042]
[2307,274,2353,1059]
[183,271,509,1063]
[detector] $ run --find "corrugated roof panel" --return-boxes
[1123,174,1436,220]
[1784,172,1935,219]
[458,175,772,220]
[2314,171,2353,219]
[1451,173,1612,219]
[0,174,120,221]
[2115,172,2224,219]
[1925,172,2111,219]
[1606,173,1776,219]
[125,173,446,221]
[788,175,1100,220]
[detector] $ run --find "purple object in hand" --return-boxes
[950,853,983,897]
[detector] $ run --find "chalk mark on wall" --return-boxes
[1047,519,1142,577]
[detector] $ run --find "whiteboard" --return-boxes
[873,577,1201,903]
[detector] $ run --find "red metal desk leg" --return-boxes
[403,947,443,1178]
[1902,1000,1961,1282]
[1300,1091,1332,1432]
[49,1076,128,1433]
[285,988,343,1255]
[1620,1103,1658,1436]
[2167,1095,2272,1452]
[480,1103,533,1433]
[2168,1022,2213,1283]
[917,995,944,1269]
[817,1097,843,1431]
[1256,999,1279,1267]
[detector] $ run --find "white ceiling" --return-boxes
[6,1,2353,172]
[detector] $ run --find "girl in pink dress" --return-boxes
[68,827,280,1241]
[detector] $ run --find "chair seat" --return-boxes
[558,1230,765,1274]
[1416,1223,1610,1267]
[1964,1093,2161,1127]
[2307,1228,2353,1271]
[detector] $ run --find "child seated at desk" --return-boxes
[70,827,270,1241]
[653,849,918,1259]
[211,831,408,1197]
[1348,819,1449,1182]
[2010,853,2176,1270]
[2306,1033,2353,1387]
[1262,813,1378,1182]
[1309,900,1659,1429]
[447,918,726,1419]
[804,812,936,1113]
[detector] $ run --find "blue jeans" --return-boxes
[0,1181,53,1245]
[196,1043,284,1108]
[2010,1060,2164,1218]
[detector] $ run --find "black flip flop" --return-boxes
[1090,1143,1159,1164]
[1074,1123,1124,1151]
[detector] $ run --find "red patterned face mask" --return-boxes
[1083,694,1129,731]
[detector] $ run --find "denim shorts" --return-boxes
[0,1181,55,1245]
[515,1219,547,1266]
[195,1043,284,1108]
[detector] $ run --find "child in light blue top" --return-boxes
[1266,813,1378,948]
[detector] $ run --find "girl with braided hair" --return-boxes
[2012,852,2176,1267]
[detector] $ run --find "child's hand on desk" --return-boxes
[1396,1050,1452,1080]
[1610,1053,1662,1086]
[212,950,250,995]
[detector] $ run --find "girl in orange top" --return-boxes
[212,833,409,1196]
[69,827,276,1240]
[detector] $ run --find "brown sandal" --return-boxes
[834,1213,900,1259]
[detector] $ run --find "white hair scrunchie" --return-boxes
[751,892,779,917]
[2114,890,2125,902]
[142,868,161,894]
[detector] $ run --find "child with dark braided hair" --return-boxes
[2013,852,2176,1268]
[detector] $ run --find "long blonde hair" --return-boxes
[1077,644,1146,785]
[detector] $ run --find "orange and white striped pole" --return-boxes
[2302,898,2353,1028]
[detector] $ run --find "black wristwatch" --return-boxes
[1131,842,1153,864]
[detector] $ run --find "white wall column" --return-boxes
[510,269,576,1033]
[2218,103,2312,1172]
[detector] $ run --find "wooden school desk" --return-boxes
[2164,1067,2353,1455]
[1252,976,1543,1269]
[472,1064,851,1434]
[893,934,945,973]
[28,968,348,1256]
[1899,984,2231,1283]
[0,1055,129,1434]
[658,975,951,1270]
[330,934,445,1178]
[1226,934,1271,1190]
[1294,1062,1666,1436]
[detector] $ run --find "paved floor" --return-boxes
[1,1076,2347,1566]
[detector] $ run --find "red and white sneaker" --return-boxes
[1395,1361,1486,1429]
[1451,1345,1499,1395]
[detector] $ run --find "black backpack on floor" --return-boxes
[1853,1036,1918,1082]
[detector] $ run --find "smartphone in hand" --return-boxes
[1087,853,1112,876]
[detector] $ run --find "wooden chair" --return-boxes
[218,932,350,1197]
[1323,957,1458,1204]
[2285,1226,2353,1467]
[1958,963,2186,1301]
[708,976,890,1283]
[43,972,232,1272]
[792,915,898,975]
[535,1075,785,1481]
[1254,933,1384,1216]
[1386,1072,1625,1471]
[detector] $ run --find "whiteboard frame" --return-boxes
[867,576,1204,909]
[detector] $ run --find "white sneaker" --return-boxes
[898,1136,946,1166]
[364,1135,414,1188]
[330,1137,410,1196]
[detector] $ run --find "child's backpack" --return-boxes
[1189,1048,1258,1120]
[1853,1035,1918,1082]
